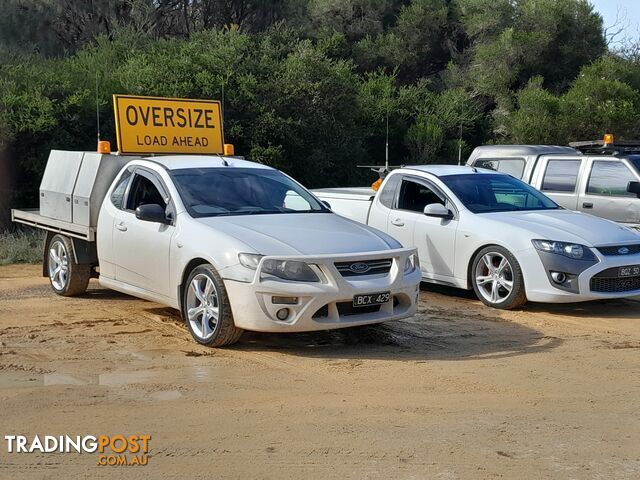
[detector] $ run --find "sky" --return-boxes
[590,0,640,43]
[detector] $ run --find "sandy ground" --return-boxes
[0,264,639,479]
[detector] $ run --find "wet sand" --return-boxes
[1,264,639,479]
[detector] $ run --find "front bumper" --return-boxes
[223,248,421,332]
[521,247,640,303]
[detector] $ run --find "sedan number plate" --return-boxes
[619,265,640,277]
[353,291,390,307]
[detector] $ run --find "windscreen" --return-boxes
[628,156,640,175]
[440,173,560,213]
[171,167,328,217]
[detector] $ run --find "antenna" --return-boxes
[95,71,101,143]
[385,101,390,170]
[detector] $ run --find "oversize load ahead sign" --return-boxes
[113,95,224,154]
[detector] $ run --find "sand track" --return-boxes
[0,264,638,479]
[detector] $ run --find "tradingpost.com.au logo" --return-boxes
[4,434,151,466]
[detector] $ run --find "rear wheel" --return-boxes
[47,234,90,296]
[182,264,243,347]
[471,246,526,309]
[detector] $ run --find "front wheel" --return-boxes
[471,246,527,309]
[182,264,243,347]
[47,234,91,296]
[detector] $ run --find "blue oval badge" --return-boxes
[349,262,370,274]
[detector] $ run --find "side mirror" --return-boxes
[136,204,170,224]
[627,181,640,198]
[424,203,453,219]
[321,200,332,210]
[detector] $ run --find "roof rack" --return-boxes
[569,140,640,156]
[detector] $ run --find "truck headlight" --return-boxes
[238,253,320,282]
[404,252,419,274]
[531,240,596,261]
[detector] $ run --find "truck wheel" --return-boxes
[182,264,243,347]
[47,234,91,296]
[471,246,527,309]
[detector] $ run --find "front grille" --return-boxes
[335,259,392,277]
[596,244,640,256]
[590,266,640,292]
[336,302,381,316]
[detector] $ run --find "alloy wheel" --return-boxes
[474,252,514,304]
[48,239,69,291]
[186,273,220,341]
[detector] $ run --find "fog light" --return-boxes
[551,271,567,284]
[272,296,298,305]
[276,308,290,321]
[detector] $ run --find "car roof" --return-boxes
[140,155,273,171]
[401,165,497,177]
[467,145,579,162]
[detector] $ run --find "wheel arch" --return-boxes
[466,243,510,290]
[177,258,212,313]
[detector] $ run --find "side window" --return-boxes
[475,159,498,171]
[541,160,581,193]
[110,169,132,210]
[474,159,525,179]
[379,174,401,208]
[497,159,525,178]
[126,173,167,211]
[397,179,444,213]
[587,161,637,197]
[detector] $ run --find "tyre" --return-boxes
[46,234,91,296]
[182,264,243,347]
[471,246,527,309]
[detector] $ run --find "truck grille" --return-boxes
[596,244,640,256]
[334,259,392,277]
[590,266,640,293]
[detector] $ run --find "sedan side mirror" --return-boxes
[627,181,640,198]
[321,200,332,210]
[136,204,170,224]
[424,203,453,219]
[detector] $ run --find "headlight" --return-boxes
[238,253,320,282]
[404,252,419,274]
[531,240,596,260]
[262,259,320,282]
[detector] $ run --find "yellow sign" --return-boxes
[113,95,224,154]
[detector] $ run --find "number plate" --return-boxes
[353,291,390,307]
[618,265,640,277]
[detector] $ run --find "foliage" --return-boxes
[0,228,43,264]
[1,0,639,223]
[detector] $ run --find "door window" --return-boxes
[397,179,444,213]
[587,161,637,197]
[110,170,132,210]
[126,173,167,211]
[541,160,581,192]
[379,174,401,208]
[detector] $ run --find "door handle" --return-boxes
[115,222,127,232]
[582,202,593,209]
[391,218,405,227]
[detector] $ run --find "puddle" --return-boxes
[0,371,43,388]
[150,390,182,401]
[44,373,95,386]
[99,370,159,386]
